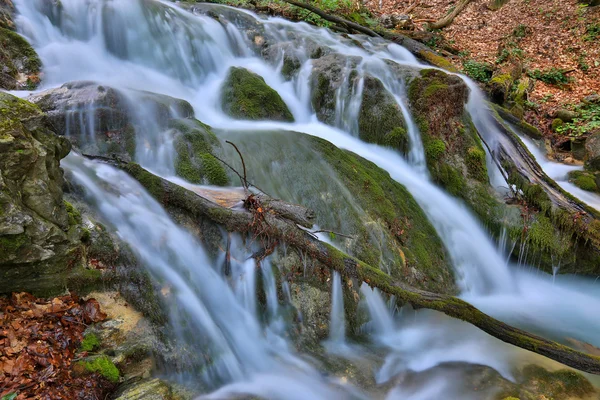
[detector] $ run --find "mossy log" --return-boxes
[89,158,600,375]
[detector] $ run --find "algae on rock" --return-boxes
[0,92,85,295]
[221,66,294,122]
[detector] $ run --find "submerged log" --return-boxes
[100,159,600,375]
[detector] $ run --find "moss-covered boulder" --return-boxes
[172,119,228,186]
[221,67,293,122]
[408,69,490,198]
[220,130,455,295]
[0,27,42,90]
[358,76,408,154]
[568,170,599,193]
[0,92,85,295]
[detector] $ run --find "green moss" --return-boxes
[568,170,598,192]
[222,67,294,122]
[124,163,164,198]
[521,365,594,399]
[172,119,229,186]
[490,73,512,85]
[418,50,458,72]
[527,214,569,256]
[309,137,454,293]
[79,333,101,352]
[0,233,28,255]
[466,146,487,182]
[123,125,136,158]
[64,200,82,226]
[0,28,41,89]
[435,164,466,197]
[81,228,91,243]
[358,76,406,153]
[551,118,564,132]
[383,126,408,154]
[81,356,120,383]
[424,138,446,163]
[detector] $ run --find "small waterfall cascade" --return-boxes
[327,271,347,345]
[10,0,600,397]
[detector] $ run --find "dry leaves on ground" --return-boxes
[0,293,113,400]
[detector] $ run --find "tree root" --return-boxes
[102,158,600,375]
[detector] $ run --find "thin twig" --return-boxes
[226,140,248,191]
[212,154,272,197]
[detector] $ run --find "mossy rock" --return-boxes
[172,119,229,186]
[0,27,41,90]
[358,76,408,155]
[408,69,492,209]
[219,130,455,295]
[221,67,294,122]
[568,170,599,193]
[0,93,93,296]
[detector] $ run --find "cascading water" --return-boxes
[11,0,600,397]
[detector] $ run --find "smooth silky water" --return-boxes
[12,0,600,397]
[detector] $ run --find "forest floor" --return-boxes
[362,0,600,140]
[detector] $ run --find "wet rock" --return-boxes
[0,92,84,295]
[222,66,294,122]
[28,81,194,162]
[220,130,455,295]
[358,76,408,155]
[585,131,600,170]
[310,53,360,126]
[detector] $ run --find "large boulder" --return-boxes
[0,93,85,294]
[585,131,600,171]
[28,82,228,186]
[358,75,408,154]
[408,69,489,195]
[221,67,294,122]
[310,55,409,154]
[28,81,194,162]
[220,130,456,295]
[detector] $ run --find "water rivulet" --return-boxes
[6,0,600,398]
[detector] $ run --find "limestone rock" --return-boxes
[0,92,81,294]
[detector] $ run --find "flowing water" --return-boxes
[11,0,600,397]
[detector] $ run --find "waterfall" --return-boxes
[328,271,346,345]
[11,0,600,396]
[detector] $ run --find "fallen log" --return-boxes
[282,0,380,37]
[100,159,600,375]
